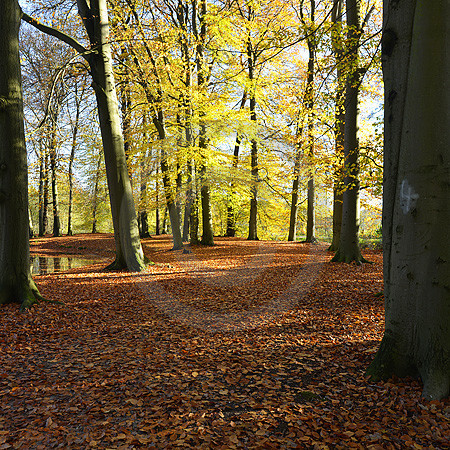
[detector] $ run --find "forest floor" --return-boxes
[0,234,449,449]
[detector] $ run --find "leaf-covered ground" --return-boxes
[1,234,448,449]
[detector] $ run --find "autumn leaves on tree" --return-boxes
[19,0,383,258]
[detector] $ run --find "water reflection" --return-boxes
[30,256,97,275]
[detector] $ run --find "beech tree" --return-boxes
[22,0,146,271]
[367,0,450,400]
[0,0,47,309]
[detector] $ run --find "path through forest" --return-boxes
[0,235,448,448]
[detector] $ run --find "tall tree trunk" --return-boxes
[178,3,194,243]
[42,149,49,236]
[138,116,150,238]
[328,0,345,251]
[190,173,199,244]
[38,140,47,237]
[288,143,302,241]
[367,0,450,400]
[182,160,193,242]
[247,30,259,241]
[49,103,61,238]
[196,0,214,246]
[155,160,160,235]
[175,117,183,227]
[22,0,146,269]
[85,0,145,270]
[0,0,46,310]
[67,86,80,236]
[226,134,242,237]
[91,154,102,234]
[158,127,183,249]
[121,0,183,250]
[226,90,247,238]
[161,206,168,234]
[332,0,366,263]
[303,0,316,244]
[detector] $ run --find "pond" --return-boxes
[30,256,99,275]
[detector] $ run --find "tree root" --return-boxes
[0,279,63,312]
[331,248,371,264]
[302,237,318,244]
[104,256,149,272]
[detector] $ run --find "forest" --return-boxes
[21,0,383,251]
[0,0,449,448]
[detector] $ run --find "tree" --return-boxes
[328,0,345,251]
[367,0,450,400]
[332,0,372,263]
[23,0,146,271]
[0,0,47,310]
[196,0,215,246]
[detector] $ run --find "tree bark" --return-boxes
[328,0,345,251]
[196,0,214,246]
[0,0,47,310]
[38,139,48,237]
[332,0,366,263]
[49,101,61,237]
[86,0,145,270]
[67,85,80,236]
[92,154,102,234]
[226,91,246,238]
[247,32,259,241]
[304,0,316,244]
[367,0,450,400]
[138,116,150,238]
[287,145,301,242]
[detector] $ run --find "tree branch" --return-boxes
[21,12,90,61]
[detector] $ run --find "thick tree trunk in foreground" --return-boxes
[0,0,46,310]
[367,0,450,400]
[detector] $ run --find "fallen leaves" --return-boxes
[0,235,448,448]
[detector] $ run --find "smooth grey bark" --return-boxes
[38,139,48,236]
[177,3,194,243]
[182,162,193,242]
[332,0,366,263]
[247,31,259,241]
[23,0,146,271]
[287,144,301,241]
[48,101,61,237]
[303,0,317,244]
[138,116,150,238]
[123,0,183,250]
[226,133,242,238]
[155,161,160,235]
[195,0,214,246]
[91,154,102,234]
[328,0,345,251]
[189,167,199,244]
[0,0,47,310]
[367,0,450,400]
[226,89,247,238]
[86,0,145,269]
[67,84,81,236]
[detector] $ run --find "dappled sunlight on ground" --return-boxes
[0,235,447,448]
